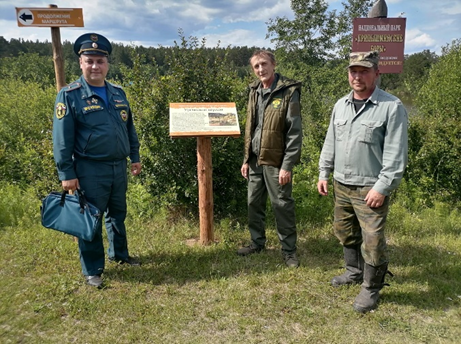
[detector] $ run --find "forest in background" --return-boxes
[1,2,460,341]
[0,0,460,224]
[0,33,438,99]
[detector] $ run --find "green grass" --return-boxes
[1,192,460,343]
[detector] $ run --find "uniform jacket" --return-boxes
[53,75,140,181]
[243,73,302,170]
[319,87,408,196]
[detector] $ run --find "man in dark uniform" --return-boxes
[53,33,142,288]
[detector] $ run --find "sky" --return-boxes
[1,0,460,56]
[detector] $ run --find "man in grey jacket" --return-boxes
[238,50,302,268]
[317,51,408,312]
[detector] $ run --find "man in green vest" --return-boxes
[238,50,302,268]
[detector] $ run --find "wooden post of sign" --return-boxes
[47,4,72,239]
[197,137,214,244]
[49,4,66,92]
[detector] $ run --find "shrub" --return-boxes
[0,183,40,228]
[406,39,461,203]
[0,78,59,197]
[123,33,249,218]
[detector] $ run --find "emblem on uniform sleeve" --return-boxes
[55,103,67,119]
[272,99,281,109]
[120,110,128,121]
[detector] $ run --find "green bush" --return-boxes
[0,78,60,197]
[286,61,350,226]
[388,198,461,237]
[0,183,40,227]
[406,39,461,203]
[123,33,249,218]
[0,53,55,86]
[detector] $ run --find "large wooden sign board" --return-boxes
[170,102,240,138]
[352,17,406,74]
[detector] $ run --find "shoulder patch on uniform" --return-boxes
[55,102,67,119]
[120,110,128,121]
[64,82,82,92]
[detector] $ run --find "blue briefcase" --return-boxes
[40,189,101,241]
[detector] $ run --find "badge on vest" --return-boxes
[272,98,282,109]
[120,110,128,121]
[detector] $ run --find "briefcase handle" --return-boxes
[59,189,89,214]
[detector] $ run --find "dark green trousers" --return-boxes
[247,156,297,253]
[75,158,130,276]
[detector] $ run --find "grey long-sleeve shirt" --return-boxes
[319,87,408,196]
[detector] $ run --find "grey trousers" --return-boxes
[247,156,297,253]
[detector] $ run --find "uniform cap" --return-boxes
[73,33,112,57]
[348,51,379,68]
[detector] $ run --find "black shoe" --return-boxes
[85,275,103,288]
[283,252,300,268]
[237,244,264,256]
[109,256,141,266]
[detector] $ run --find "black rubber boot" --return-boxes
[353,262,390,313]
[331,245,364,287]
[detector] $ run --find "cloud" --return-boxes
[222,1,293,23]
[440,2,461,15]
[201,28,273,48]
[2,0,459,54]
[405,28,436,48]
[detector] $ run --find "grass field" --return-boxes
[1,194,460,343]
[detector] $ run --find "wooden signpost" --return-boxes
[15,6,84,27]
[16,4,84,92]
[16,5,84,240]
[170,103,240,245]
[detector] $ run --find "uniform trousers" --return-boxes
[247,155,297,253]
[333,180,389,266]
[74,158,130,276]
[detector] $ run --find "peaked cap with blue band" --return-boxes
[73,33,112,56]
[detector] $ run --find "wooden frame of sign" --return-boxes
[170,103,241,244]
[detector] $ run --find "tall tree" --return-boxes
[266,0,372,71]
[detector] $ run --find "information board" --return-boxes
[170,103,240,138]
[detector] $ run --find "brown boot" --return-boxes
[353,263,391,313]
[331,245,364,287]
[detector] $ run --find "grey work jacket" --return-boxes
[319,87,408,196]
